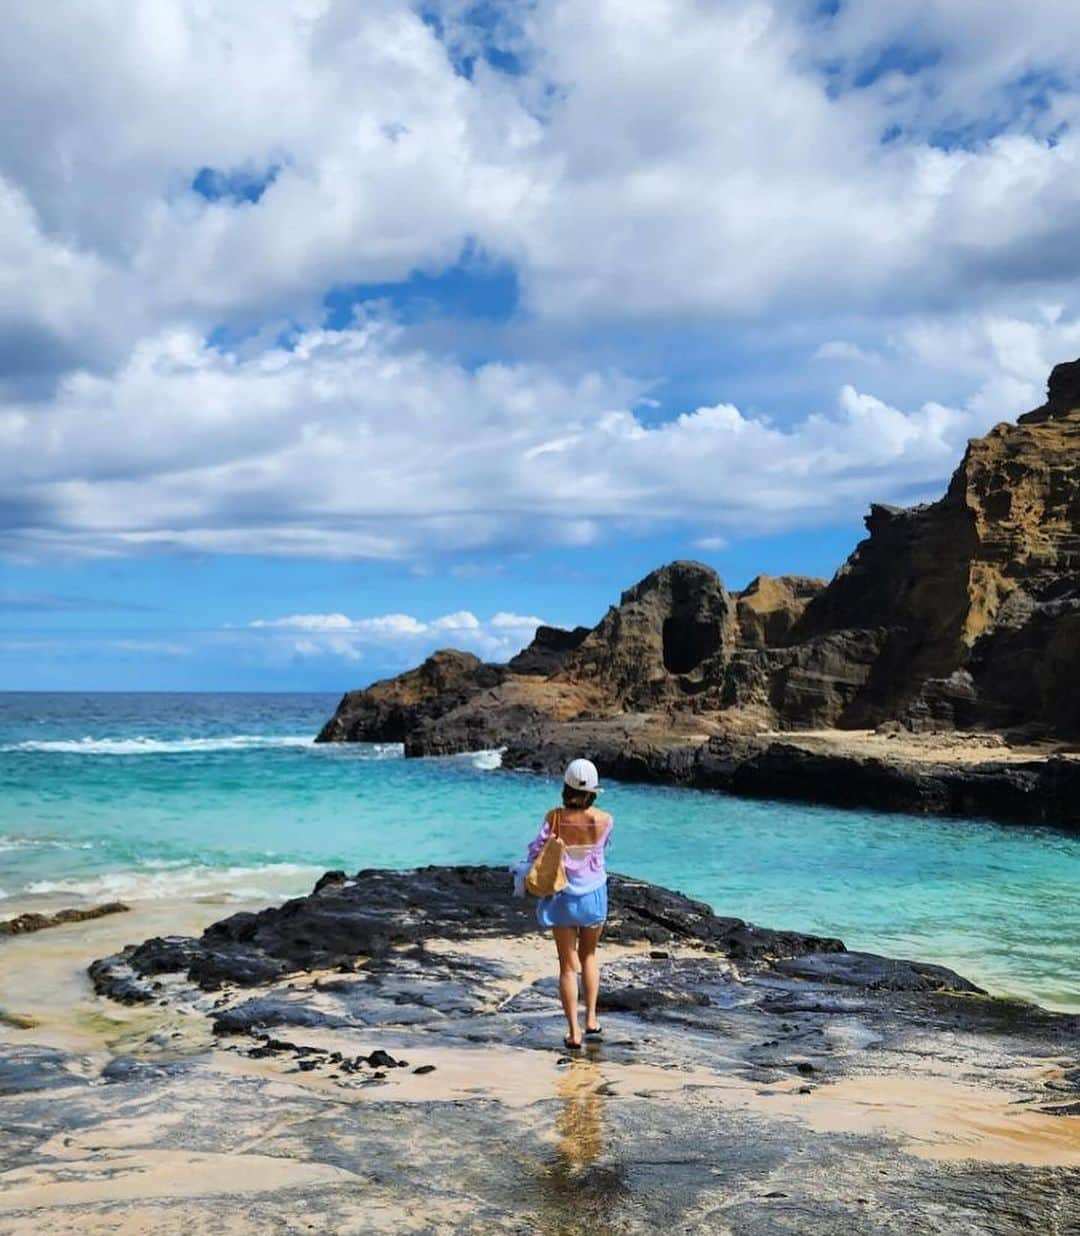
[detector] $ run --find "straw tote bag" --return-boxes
[525,809,568,896]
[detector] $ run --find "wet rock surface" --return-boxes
[4,867,1079,1233]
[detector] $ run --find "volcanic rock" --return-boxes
[0,902,129,936]
[507,623,591,675]
[8,866,1075,1233]
[315,364,1080,810]
[315,649,505,743]
[734,574,826,648]
[557,561,737,707]
[88,867,847,1000]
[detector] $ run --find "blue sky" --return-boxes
[4,1,1080,690]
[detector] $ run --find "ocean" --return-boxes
[1,691,1077,1011]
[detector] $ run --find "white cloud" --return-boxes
[0,1,537,376]
[5,0,1080,367]
[491,0,1080,321]
[4,303,1073,559]
[250,613,355,632]
[245,606,544,663]
[430,611,481,631]
[4,1,1080,568]
[813,341,882,364]
[490,611,546,629]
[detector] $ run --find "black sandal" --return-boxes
[585,1025,602,1038]
[564,1036,583,1050]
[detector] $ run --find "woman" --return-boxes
[523,758,613,1050]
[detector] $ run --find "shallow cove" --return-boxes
[2,691,1079,1010]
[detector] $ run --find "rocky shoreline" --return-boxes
[2,868,1078,1232]
[316,365,1080,831]
[500,727,1080,829]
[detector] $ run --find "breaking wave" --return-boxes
[22,862,322,903]
[469,748,505,770]
[1,735,404,757]
[0,836,96,853]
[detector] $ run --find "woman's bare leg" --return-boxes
[553,927,581,1043]
[577,925,603,1032]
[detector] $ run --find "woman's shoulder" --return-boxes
[547,806,610,827]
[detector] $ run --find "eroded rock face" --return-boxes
[735,574,826,648]
[559,561,737,707]
[795,380,1080,734]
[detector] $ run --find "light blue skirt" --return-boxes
[536,883,608,929]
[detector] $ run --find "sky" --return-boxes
[4,0,1080,691]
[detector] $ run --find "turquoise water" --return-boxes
[1,692,1078,1011]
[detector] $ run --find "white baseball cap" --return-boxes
[563,757,602,794]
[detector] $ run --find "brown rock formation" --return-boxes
[0,902,130,936]
[735,574,826,648]
[558,561,737,708]
[315,650,505,743]
[793,361,1080,733]
[317,362,1080,756]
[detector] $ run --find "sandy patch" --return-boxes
[0,896,265,1056]
[761,728,1079,766]
[771,1073,1080,1167]
[0,1149,359,1213]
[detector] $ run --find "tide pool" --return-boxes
[1,691,1078,1011]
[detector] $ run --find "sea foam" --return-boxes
[470,748,505,770]
[23,862,321,902]
[0,836,96,853]
[1,735,406,757]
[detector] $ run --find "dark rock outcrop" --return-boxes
[315,649,505,743]
[89,866,848,1001]
[502,729,1080,828]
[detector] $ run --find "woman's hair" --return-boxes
[562,785,596,810]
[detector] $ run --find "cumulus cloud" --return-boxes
[4,0,1080,568]
[4,302,1073,559]
[494,0,1080,321]
[0,0,537,381]
[6,0,1080,362]
[246,607,545,663]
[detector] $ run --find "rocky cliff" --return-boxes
[794,361,1080,735]
[316,363,1080,771]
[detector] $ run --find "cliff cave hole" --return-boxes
[662,616,721,675]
